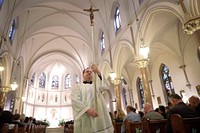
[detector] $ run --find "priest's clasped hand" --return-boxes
[91,64,101,76]
[86,108,99,117]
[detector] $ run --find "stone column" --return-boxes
[0,88,10,108]
[135,59,152,105]
[114,84,122,110]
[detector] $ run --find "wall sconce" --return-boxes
[10,62,19,91]
[109,71,123,85]
[21,96,26,102]
[11,82,18,91]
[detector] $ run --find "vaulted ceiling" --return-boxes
[2,0,189,83]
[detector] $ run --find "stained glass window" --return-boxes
[52,75,59,89]
[39,72,46,88]
[9,98,15,112]
[122,88,127,106]
[65,74,71,89]
[100,31,105,54]
[161,65,175,102]
[75,74,79,84]
[139,0,144,5]
[138,77,144,109]
[114,7,121,32]
[197,46,200,62]
[8,19,17,43]
[0,0,4,10]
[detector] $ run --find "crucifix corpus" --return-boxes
[84,5,99,26]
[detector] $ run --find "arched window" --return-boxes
[39,72,46,88]
[137,77,144,109]
[9,98,15,112]
[0,0,4,10]
[75,74,79,84]
[52,75,59,89]
[30,73,35,85]
[139,0,144,5]
[122,88,127,106]
[100,31,105,55]
[8,18,17,43]
[114,6,121,32]
[65,74,71,89]
[161,64,175,102]
[197,46,200,62]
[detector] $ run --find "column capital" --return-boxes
[135,59,149,68]
[0,86,11,92]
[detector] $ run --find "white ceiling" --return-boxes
[5,0,188,81]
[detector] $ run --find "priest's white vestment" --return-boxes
[71,82,114,133]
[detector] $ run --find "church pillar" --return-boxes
[0,91,6,108]
[115,84,122,110]
[135,59,152,105]
[19,77,28,114]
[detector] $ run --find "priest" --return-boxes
[71,64,114,133]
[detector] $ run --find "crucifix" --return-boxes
[84,5,99,26]
[84,5,99,110]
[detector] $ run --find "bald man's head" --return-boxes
[144,102,153,114]
[189,96,200,108]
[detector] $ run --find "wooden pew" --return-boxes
[9,124,18,133]
[18,125,27,133]
[125,121,141,133]
[113,121,122,133]
[38,125,46,133]
[142,118,167,133]
[170,114,200,133]
[1,123,9,133]
[0,123,18,133]
[26,125,32,133]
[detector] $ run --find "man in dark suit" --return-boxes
[166,94,198,133]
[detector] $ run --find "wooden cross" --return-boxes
[84,5,99,26]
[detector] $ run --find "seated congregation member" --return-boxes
[138,111,144,119]
[24,117,34,125]
[166,94,198,133]
[143,103,164,120]
[0,111,15,129]
[115,108,125,122]
[19,114,26,122]
[121,105,141,133]
[189,95,200,116]
[158,105,167,119]
[13,113,25,127]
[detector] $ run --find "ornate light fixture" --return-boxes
[108,49,122,85]
[139,39,149,59]
[11,81,18,91]
[135,38,150,68]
